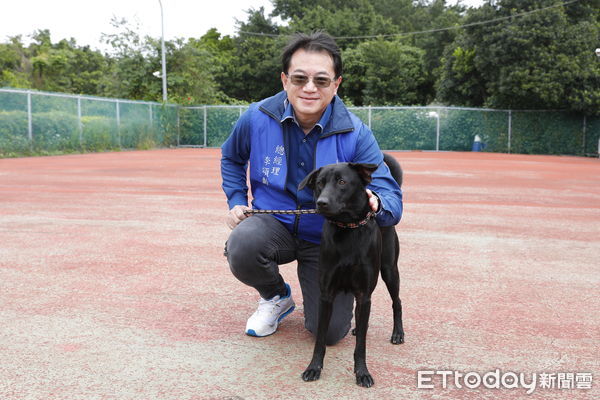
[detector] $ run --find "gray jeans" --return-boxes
[224,214,354,345]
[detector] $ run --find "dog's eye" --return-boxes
[338,179,346,185]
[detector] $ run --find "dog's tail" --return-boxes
[383,153,403,188]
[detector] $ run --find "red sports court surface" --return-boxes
[0,149,598,399]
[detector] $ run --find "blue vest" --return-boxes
[248,92,363,243]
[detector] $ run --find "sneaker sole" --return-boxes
[245,305,295,337]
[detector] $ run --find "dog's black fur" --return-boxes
[298,153,404,388]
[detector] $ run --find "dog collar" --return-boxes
[327,211,375,229]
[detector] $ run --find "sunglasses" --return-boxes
[286,73,335,88]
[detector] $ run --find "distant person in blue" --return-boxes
[221,31,403,344]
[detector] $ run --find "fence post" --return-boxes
[27,90,33,143]
[507,110,512,154]
[203,106,208,147]
[116,100,121,148]
[77,96,83,147]
[582,115,587,155]
[435,110,440,152]
[368,106,372,129]
[176,105,181,147]
[149,104,153,127]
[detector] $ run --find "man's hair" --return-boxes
[281,31,342,78]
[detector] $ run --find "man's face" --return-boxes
[281,49,342,128]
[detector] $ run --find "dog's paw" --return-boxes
[391,331,404,344]
[302,366,322,382]
[356,371,374,388]
[391,326,404,344]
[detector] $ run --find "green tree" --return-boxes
[24,29,107,94]
[219,7,284,102]
[100,18,158,100]
[436,40,487,106]
[343,39,427,105]
[437,0,600,114]
[410,0,466,103]
[272,0,371,21]
[163,35,234,104]
[371,0,423,30]
[273,0,466,103]
[0,36,30,88]
[286,0,398,49]
[197,28,237,93]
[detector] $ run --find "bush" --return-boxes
[0,111,30,156]
[0,110,81,156]
[585,116,600,156]
[31,111,80,152]
[2,93,597,157]
[441,109,509,152]
[511,111,583,155]
[178,107,205,146]
[81,116,119,152]
[371,109,436,150]
[207,106,246,147]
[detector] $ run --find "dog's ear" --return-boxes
[348,163,378,185]
[298,168,321,191]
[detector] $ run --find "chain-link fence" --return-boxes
[2,88,599,157]
[0,88,179,156]
[178,104,599,156]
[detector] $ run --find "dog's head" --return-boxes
[298,162,378,219]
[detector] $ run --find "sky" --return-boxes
[1,0,486,52]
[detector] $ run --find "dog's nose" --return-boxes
[317,198,329,209]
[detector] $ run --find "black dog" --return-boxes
[298,153,404,388]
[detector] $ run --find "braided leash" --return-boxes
[243,208,375,229]
[243,209,319,216]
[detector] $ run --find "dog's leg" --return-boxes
[380,228,405,344]
[380,265,404,344]
[353,294,374,387]
[302,295,334,382]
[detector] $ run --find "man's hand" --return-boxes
[366,189,380,213]
[227,205,252,230]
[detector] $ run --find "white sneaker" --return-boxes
[245,283,295,337]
